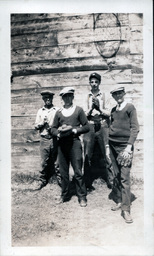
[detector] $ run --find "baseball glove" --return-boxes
[58,124,73,138]
[117,150,133,167]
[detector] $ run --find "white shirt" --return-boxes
[116,101,127,111]
[35,106,59,137]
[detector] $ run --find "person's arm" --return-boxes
[86,94,94,118]
[73,108,90,135]
[50,112,60,137]
[34,109,47,130]
[98,94,111,117]
[126,106,139,148]
[123,105,139,156]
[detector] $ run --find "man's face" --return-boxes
[42,95,53,106]
[62,93,74,106]
[112,91,125,104]
[89,78,100,90]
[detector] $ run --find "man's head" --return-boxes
[40,90,54,108]
[89,72,101,91]
[110,87,125,104]
[59,87,75,108]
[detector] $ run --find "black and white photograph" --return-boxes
[0,0,153,255]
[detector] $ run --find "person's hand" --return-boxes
[43,116,48,124]
[122,145,132,158]
[72,129,77,134]
[92,97,100,110]
[106,146,110,159]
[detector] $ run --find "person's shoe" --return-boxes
[111,202,121,211]
[79,200,87,207]
[121,210,133,223]
[34,181,46,190]
[107,182,113,189]
[56,196,70,204]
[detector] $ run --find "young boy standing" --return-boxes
[51,87,89,207]
[108,87,139,223]
[34,90,61,190]
[83,72,112,191]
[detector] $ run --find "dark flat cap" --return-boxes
[89,72,101,82]
[40,90,54,96]
[110,87,125,94]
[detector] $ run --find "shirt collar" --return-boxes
[116,101,127,110]
[89,90,102,97]
[42,105,56,110]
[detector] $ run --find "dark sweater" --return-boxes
[109,103,139,145]
[51,106,89,137]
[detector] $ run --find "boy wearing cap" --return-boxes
[34,90,61,190]
[108,87,139,223]
[83,72,112,191]
[51,87,89,207]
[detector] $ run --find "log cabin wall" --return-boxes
[11,13,143,179]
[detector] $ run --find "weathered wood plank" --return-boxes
[11,41,130,63]
[129,14,143,26]
[57,27,130,45]
[129,25,143,55]
[12,129,40,143]
[11,56,133,77]
[11,69,132,90]
[11,81,143,109]
[11,32,58,50]
[11,13,86,23]
[130,40,143,55]
[12,142,40,156]
[130,26,143,40]
[131,73,143,84]
[11,26,129,49]
[11,14,94,36]
[11,14,129,36]
[11,116,36,129]
[11,13,129,26]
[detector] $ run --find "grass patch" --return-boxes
[11,172,39,184]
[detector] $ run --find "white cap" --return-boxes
[59,87,75,96]
[110,87,125,94]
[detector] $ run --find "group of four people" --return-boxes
[34,72,139,223]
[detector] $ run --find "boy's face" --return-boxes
[112,91,125,104]
[89,78,100,90]
[62,93,74,107]
[42,95,53,107]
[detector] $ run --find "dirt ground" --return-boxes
[11,172,144,248]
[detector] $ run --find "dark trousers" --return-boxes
[58,137,87,202]
[109,141,133,212]
[83,123,110,188]
[39,137,60,184]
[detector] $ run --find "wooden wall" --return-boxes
[11,13,143,178]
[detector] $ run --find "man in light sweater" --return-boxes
[51,87,89,207]
[107,87,139,223]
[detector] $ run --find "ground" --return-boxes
[11,172,144,248]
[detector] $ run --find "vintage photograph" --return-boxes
[0,0,153,255]
[11,12,144,246]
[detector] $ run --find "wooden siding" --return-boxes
[11,13,143,178]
